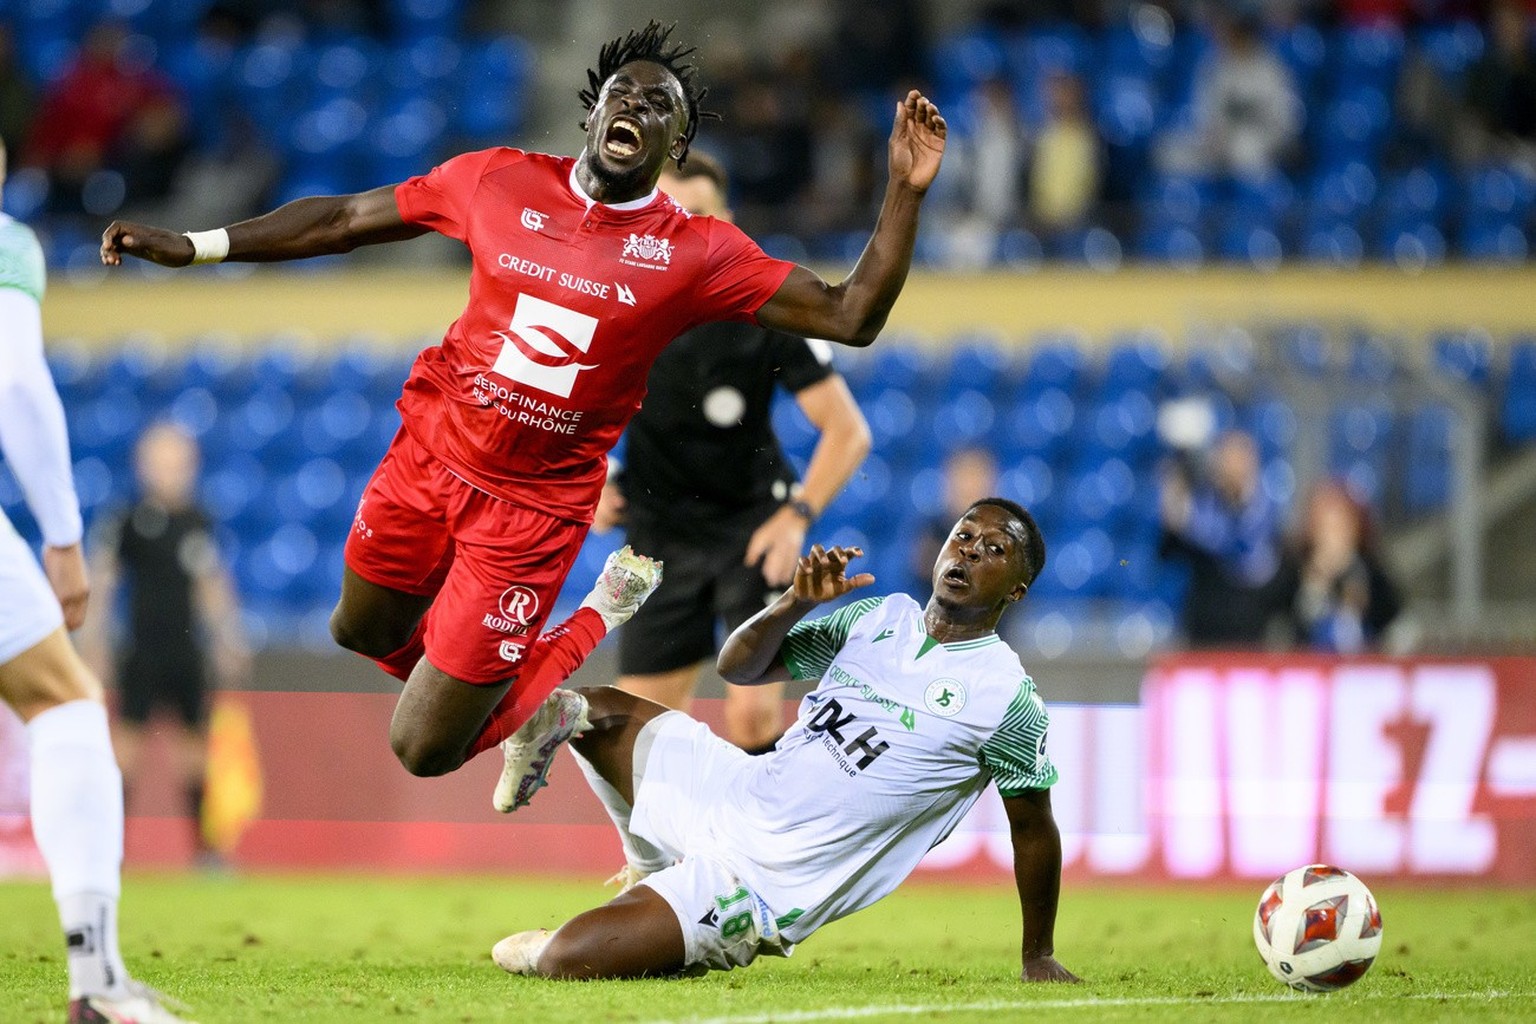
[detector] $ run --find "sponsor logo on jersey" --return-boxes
[924,678,967,718]
[483,585,540,635]
[489,293,600,399]
[520,208,547,232]
[857,684,919,731]
[620,233,672,270]
[872,628,896,643]
[806,697,890,775]
[615,281,636,306]
[498,640,525,663]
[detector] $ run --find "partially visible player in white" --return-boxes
[491,501,1080,983]
[0,138,195,1024]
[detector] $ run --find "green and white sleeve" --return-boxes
[979,679,1058,796]
[779,596,884,681]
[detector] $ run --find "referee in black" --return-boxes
[82,421,249,864]
[594,154,871,752]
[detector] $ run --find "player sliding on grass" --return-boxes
[491,501,1079,983]
[98,22,947,802]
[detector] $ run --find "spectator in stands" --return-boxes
[23,21,189,219]
[713,49,816,239]
[956,78,1027,233]
[0,26,33,159]
[1279,480,1402,653]
[1168,8,1300,177]
[1463,0,1536,160]
[1158,428,1288,648]
[81,422,249,867]
[1029,71,1101,239]
[911,447,1000,595]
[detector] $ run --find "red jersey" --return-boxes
[393,148,795,521]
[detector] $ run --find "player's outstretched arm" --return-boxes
[100,185,427,268]
[1003,789,1081,984]
[718,544,874,686]
[754,91,946,347]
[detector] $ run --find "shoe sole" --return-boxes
[492,695,591,813]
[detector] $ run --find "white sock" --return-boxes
[570,748,669,873]
[27,700,130,998]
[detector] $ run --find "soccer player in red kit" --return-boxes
[99,22,947,795]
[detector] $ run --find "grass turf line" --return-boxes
[1,875,1533,1023]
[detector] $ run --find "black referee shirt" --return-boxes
[621,320,835,539]
[97,501,217,659]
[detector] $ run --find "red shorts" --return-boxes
[344,429,588,684]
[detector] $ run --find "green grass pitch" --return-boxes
[2,874,1533,1023]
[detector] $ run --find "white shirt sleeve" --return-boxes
[0,287,82,547]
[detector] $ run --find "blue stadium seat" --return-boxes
[938,338,1012,399]
[929,28,1008,102]
[1301,219,1365,266]
[388,0,465,40]
[1417,21,1485,79]
[1431,330,1492,385]
[1247,396,1296,457]
[1346,331,1399,383]
[1332,23,1406,91]
[997,456,1054,508]
[1003,387,1075,460]
[1101,333,1170,395]
[869,345,936,393]
[1273,21,1329,97]
[1095,74,1160,149]
[1460,222,1530,262]
[1502,338,1536,441]
[1102,19,1176,81]
[1404,405,1455,513]
[1378,220,1448,269]
[453,35,532,142]
[862,387,922,466]
[929,390,998,452]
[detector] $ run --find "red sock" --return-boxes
[368,620,427,682]
[467,607,607,759]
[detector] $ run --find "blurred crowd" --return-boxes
[912,431,1404,655]
[2,0,1533,265]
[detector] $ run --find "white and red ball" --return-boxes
[1253,864,1383,992]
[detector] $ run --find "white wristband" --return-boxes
[183,228,230,265]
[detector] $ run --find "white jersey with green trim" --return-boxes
[703,593,1056,944]
[0,213,46,303]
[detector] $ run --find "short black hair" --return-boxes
[663,150,727,194]
[579,20,717,164]
[964,497,1047,588]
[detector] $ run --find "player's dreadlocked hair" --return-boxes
[579,20,718,163]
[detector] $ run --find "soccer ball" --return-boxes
[1252,864,1383,992]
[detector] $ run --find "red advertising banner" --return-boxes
[917,656,1536,884]
[3,657,1531,884]
[1141,655,1536,883]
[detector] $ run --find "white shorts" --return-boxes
[630,711,795,972]
[0,512,63,666]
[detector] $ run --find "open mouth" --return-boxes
[941,565,969,587]
[603,117,643,159]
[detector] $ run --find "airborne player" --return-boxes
[100,22,947,804]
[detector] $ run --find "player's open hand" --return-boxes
[888,90,947,193]
[100,220,196,268]
[791,544,875,605]
[1021,955,1082,984]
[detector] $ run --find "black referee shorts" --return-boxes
[117,645,209,729]
[618,520,781,677]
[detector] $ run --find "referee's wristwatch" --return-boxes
[786,498,817,524]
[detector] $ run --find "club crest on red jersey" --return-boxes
[621,233,672,270]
